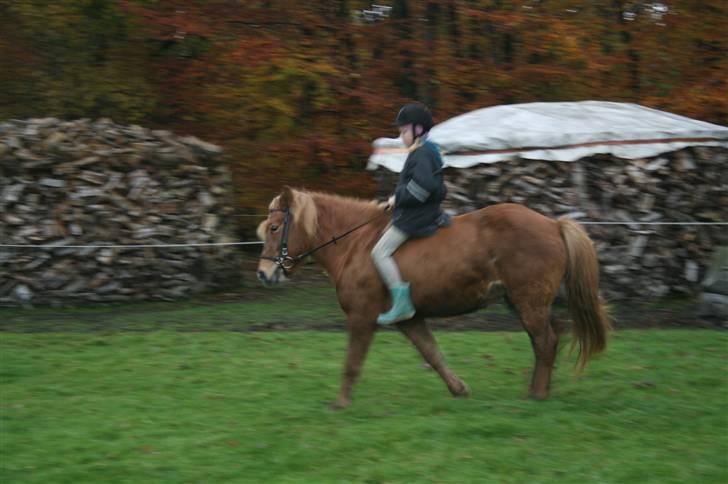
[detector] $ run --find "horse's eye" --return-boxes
[270,224,279,232]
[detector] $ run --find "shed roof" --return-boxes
[368,101,728,173]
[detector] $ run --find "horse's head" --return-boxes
[256,187,318,286]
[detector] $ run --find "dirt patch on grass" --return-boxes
[244,303,720,332]
[1,263,723,333]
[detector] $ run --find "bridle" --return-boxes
[261,207,387,275]
[260,206,386,276]
[260,208,295,273]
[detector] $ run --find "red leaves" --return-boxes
[120,1,214,40]
[5,1,726,218]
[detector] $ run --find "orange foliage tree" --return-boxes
[1,1,726,228]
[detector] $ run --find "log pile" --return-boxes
[373,147,728,299]
[699,246,728,323]
[0,118,242,306]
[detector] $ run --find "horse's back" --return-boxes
[456,203,558,230]
[393,203,566,316]
[469,202,565,263]
[403,203,561,259]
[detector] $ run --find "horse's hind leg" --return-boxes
[518,305,559,399]
[398,317,470,398]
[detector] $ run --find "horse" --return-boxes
[256,187,611,409]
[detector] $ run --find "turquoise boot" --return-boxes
[377,284,416,325]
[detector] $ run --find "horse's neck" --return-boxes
[310,196,381,279]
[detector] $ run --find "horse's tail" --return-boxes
[558,219,611,371]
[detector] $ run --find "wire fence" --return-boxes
[0,241,264,249]
[1,221,725,249]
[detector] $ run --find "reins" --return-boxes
[262,206,388,275]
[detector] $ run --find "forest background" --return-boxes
[1,1,726,224]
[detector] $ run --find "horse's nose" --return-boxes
[257,270,267,283]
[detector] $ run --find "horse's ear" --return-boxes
[279,186,294,209]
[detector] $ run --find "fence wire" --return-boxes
[0,221,725,249]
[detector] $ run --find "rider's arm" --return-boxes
[394,150,438,207]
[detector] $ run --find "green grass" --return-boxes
[2,329,727,483]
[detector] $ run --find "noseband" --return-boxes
[261,206,386,276]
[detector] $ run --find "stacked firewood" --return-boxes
[373,147,728,299]
[0,118,241,306]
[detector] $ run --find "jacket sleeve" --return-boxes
[394,149,440,207]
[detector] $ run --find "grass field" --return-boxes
[2,320,727,483]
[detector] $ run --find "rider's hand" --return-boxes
[379,195,395,211]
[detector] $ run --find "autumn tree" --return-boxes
[1,1,725,224]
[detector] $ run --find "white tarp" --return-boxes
[367,101,728,173]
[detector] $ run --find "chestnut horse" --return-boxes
[256,187,610,409]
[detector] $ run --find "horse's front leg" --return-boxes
[332,318,376,410]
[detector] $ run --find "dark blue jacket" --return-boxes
[392,140,450,237]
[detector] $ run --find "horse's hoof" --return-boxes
[451,382,471,398]
[330,397,351,410]
[528,391,549,400]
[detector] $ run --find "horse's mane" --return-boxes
[304,190,383,233]
[258,189,382,241]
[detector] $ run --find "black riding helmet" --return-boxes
[395,103,434,133]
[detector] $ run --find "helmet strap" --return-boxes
[407,134,426,152]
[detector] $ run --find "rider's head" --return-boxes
[395,103,434,148]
